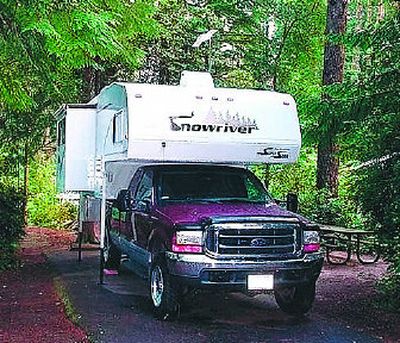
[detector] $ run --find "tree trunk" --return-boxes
[82,67,103,102]
[316,0,348,196]
[317,138,339,197]
[263,164,271,190]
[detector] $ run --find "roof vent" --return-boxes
[180,71,214,88]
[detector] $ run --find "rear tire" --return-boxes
[274,282,316,315]
[149,259,181,321]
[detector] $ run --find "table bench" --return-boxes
[320,225,380,265]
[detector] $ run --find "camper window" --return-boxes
[112,110,126,144]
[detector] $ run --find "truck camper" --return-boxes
[56,71,323,320]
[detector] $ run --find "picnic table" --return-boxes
[320,225,380,265]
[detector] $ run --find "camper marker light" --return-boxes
[304,229,320,253]
[172,231,203,253]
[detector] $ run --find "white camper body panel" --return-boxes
[95,84,128,161]
[56,105,96,193]
[56,71,302,194]
[95,82,301,164]
[105,161,143,199]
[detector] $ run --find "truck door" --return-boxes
[132,170,154,249]
[120,169,153,276]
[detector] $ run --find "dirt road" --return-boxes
[1,227,399,343]
[50,249,399,343]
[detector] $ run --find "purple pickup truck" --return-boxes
[105,164,323,319]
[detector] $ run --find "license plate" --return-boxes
[247,274,274,290]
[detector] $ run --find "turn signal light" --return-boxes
[304,243,321,253]
[171,231,203,253]
[304,229,321,253]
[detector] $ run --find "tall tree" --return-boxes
[0,0,157,226]
[316,0,348,196]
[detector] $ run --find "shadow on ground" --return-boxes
[49,250,390,343]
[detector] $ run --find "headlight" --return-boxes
[172,230,203,253]
[304,227,320,253]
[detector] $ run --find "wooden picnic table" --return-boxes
[320,225,380,265]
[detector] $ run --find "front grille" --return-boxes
[205,220,301,259]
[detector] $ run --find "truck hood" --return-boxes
[154,203,309,225]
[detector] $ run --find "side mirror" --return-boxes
[115,189,130,210]
[137,198,151,213]
[274,198,286,208]
[286,193,298,213]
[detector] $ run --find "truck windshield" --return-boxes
[157,169,272,205]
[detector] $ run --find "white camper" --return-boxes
[55,72,325,319]
[56,71,301,196]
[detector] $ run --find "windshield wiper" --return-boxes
[168,198,223,204]
[218,198,266,204]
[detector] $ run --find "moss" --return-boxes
[53,277,81,325]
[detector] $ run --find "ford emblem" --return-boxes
[250,238,268,247]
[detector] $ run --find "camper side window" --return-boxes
[112,110,126,144]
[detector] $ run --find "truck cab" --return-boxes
[105,164,323,319]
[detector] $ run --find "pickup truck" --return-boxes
[105,164,323,320]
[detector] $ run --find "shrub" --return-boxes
[352,158,400,310]
[27,154,77,228]
[377,251,400,312]
[253,149,365,229]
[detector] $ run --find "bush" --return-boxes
[27,154,77,228]
[352,158,400,310]
[377,251,400,312]
[0,186,24,270]
[253,149,365,229]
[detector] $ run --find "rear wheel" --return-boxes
[104,229,121,270]
[274,282,316,315]
[149,259,181,320]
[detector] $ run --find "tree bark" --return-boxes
[316,0,348,196]
[82,66,103,102]
[263,164,271,190]
[317,137,339,196]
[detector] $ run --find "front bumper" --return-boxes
[165,252,324,290]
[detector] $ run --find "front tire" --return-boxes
[274,282,316,315]
[149,259,181,320]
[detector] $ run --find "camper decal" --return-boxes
[169,108,259,134]
[257,147,290,159]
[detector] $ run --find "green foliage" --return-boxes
[0,0,158,266]
[332,2,400,307]
[0,0,398,306]
[0,0,158,158]
[0,185,24,270]
[27,154,77,228]
[253,149,365,229]
[378,253,400,312]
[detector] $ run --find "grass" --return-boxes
[53,277,82,325]
[53,277,97,342]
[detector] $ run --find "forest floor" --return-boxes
[0,227,88,343]
[0,227,399,342]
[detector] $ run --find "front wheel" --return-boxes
[149,259,181,320]
[274,282,316,315]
